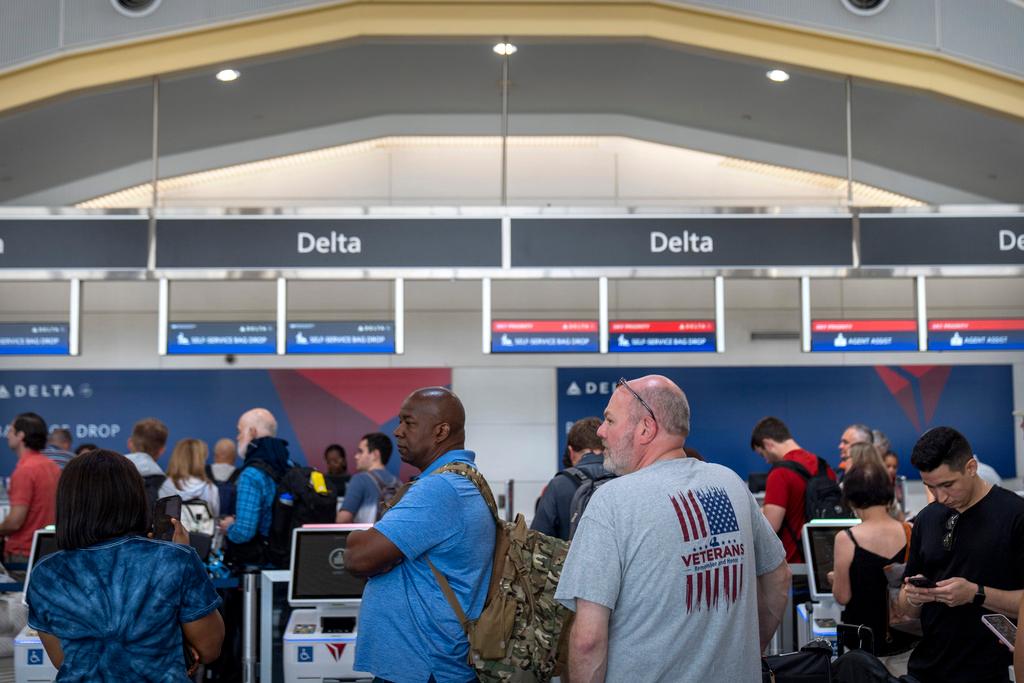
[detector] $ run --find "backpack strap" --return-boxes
[435,462,501,523]
[366,469,385,494]
[555,466,591,488]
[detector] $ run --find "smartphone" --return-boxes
[982,614,1017,649]
[907,576,937,589]
[153,495,182,541]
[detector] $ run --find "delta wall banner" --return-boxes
[557,365,1016,479]
[0,368,451,479]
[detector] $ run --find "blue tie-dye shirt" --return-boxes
[26,535,222,682]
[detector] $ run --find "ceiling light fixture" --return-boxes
[216,69,241,83]
[766,69,790,83]
[493,43,517,56]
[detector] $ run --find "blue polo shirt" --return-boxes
[354,450,495,683]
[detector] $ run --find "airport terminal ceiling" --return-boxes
[0,37,1022,207]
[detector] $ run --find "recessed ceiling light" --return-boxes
[493,43,517,56]
[766,69,790,83]
[216,69,240,83]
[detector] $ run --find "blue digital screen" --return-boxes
[167,322,276,355]
[0,323,69,355]
[810,320,918,353]
[491,321,599,354]
[928,319,1024,351]
[609,321,716,353]
[286,321,395,354]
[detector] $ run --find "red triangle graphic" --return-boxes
[874,366,920,432]
[292,369,452,424]
[913,365,952,425]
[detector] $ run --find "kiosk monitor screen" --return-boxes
[802,520,859,601]
[290,527,369,605]
[23,529,58,598]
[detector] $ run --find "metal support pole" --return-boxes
[845,76,854,206]
[148,76,160,272]
[505,479,515,521]
[500,40,510,208]
[242,572,259,683]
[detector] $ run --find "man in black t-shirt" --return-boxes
[900,427,1024,683]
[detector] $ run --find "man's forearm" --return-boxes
[757,562,792,650]
[569,628,608,683]
[981,586,1023,618]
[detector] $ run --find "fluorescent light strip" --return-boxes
[68,279,81,356]
[76,136,922,209]
[599,277,609,354]
[276,277,287,355]
[481,278,492,355]
[916,275,928,351]
[715,276,725,353]
[800,276,811,353]
[157,278,169,356]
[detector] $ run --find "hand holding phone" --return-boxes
[981,614,1017,651]
[907,575,937,589]
[152,495,182,541]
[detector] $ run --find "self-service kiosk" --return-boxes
[797,518,860,652]
[283,525,373,682]
[15,528,59,683]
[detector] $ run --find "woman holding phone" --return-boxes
[25,449,224,681]
[829,460,916,674]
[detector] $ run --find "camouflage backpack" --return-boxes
[423,462,572,682]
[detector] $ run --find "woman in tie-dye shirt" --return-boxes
[26,449,224,682]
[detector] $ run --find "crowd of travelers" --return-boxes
[1,395,1023,682]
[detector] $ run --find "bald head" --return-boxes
[629,375,691,438]
[239,408,277,438]
[214,438,237,464]
[394,386,466,470]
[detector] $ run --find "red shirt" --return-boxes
[6,450,61,557]
[763,448,836,563]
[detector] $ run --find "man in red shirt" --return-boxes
[751,416,837,563]
[2,413,61,573]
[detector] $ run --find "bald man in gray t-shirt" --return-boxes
[554,375,789,681]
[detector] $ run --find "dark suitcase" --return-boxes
[763,640,834,682]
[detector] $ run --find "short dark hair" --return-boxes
[13,413,48,451]
[56,449,149,551]
[130,418,168,457]
[841,461,894,510]
[567,417,603,453]
[324,444,346,459]
[750,417,792,450]
[48,428,72,449]
[362,432,393,465]
[911,426,973,473]
[75,443,98,456]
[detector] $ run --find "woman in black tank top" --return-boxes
[830,462,918,660]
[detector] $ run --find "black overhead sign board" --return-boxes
[860,215,1024,266]
[510,217,853,268]
[0,218,148,270]
[156,218,503,269]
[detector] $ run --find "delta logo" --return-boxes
[325,643,347,662]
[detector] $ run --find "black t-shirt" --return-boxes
[904,486,1024,683]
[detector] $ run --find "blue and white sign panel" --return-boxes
[810,320,919,352]
[928,319,1024,351]
[0,323,69,355]
[167,322,276,355]
[286,321,395,354]
[491,320,599,353]
[608,320,716,353]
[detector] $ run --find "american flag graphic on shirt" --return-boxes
[671,486,745,613]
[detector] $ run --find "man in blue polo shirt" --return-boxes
[346,386,494,683]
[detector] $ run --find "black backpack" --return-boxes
[234,462,338,568]
[559,466,616,540]
[772,457,850,541]
[207,464,238,517]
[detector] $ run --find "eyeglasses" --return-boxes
[942,512,959,551]
[617,377,657,426]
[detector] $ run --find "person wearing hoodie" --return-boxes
[159,438,220,518]
[219,407,292,565]
[124,417,169,509]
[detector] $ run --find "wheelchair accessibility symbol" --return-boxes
[27,649,44,665]
[297,646,313,663]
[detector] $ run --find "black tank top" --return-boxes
[840,527,916,656]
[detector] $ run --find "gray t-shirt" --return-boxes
[555,458,785,682]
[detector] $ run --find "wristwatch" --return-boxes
[973,584,986,607]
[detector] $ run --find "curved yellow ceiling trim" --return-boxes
[1,1,1023,119]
